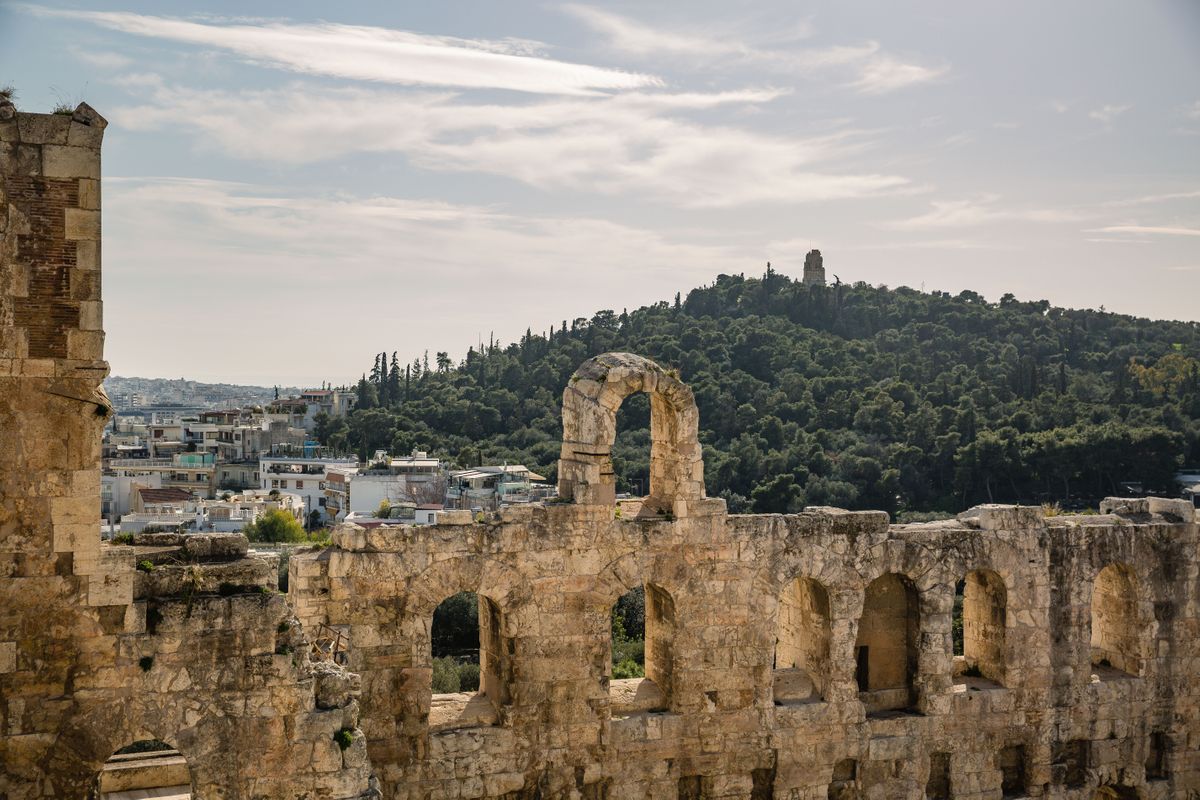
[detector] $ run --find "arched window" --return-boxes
[609,583,675,716]
[774,576,831,704]
[1090,563,1143,679]
[855,573,919,713]
[953,569,1007,687]
[429,591,509,731]
[92,740,191,799]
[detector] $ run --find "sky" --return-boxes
[2,1,1198,385]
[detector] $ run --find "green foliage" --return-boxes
[431,656,461,693]
[316,273,1198,514]
[138,656,154,672]
[111,533,134,545]
[243,508,307,543]
[457,662,481,692]
[333,728,355,751]
[432,592,478,659]
[136,559,155,573]
[613,658,645,679]
[611,588,646,671]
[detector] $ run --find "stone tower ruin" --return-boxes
[802,248,826,286]
[4,103,1200,800]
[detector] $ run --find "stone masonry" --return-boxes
[0,104,376,799]
[292,352,1200,800]
[3,102,1199,799]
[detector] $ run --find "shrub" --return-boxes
[138,656,154,672]
[136,560,155,573]
[612,637,644,668]
[456,662,481,692]
[243,508,307,543]
[333,728,354,751]
[613,658,644,679]
[111,533,134,545]
[431,656,461,693]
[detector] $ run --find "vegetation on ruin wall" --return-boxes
[313,269,1199,515]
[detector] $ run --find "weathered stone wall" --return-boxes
[4,98,1198,799]
[0,105,376,799]
[293,354,1200,800]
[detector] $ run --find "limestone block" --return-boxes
[41,144,99,179]
[63,207,100,240]
[0,640,15,673]
[77,178,100,210]
[313,660,362,709]
[182,532,249,560]
[958,504,1044,530]
[66,329,103,361]
[87,570,133,606]
[78,300,102,331]
[1099,497,1149,516]
[1146,497,1194,522]
[76,239,99,270]
[15,112,71,144]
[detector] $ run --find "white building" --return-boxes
[260,455,359,523]
[344,451,445,516]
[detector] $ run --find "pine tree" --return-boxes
[387,352,401,406]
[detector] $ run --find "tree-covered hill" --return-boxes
[315,267,1200,516]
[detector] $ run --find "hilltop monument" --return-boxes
[803,248,826,286]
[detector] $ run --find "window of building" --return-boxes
[296,481,304,490]
[609,583,674,716]
[953,569,1007,687]
[1091,562,1144,679]
[774,576,831,704]
[429,592,509,731]
[855,573,919,713]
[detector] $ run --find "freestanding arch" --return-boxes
[1091,562,1144,677]
[559,353,704,516]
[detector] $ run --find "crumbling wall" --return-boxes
[0,104,376,800]
[293,354,1200,800]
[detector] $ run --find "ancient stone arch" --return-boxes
[958,568,1008,685]
[558,352,704,515]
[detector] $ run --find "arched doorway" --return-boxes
[953,569,1007,688]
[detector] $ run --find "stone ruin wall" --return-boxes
[0,105,376,799]
[1,104,1199,800]
[292,354,1200,800]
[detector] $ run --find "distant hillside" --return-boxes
[315,268,1200,516]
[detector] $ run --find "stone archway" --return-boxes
[558,352,704,516]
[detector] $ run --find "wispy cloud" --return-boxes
[563,5,947,94]
[1087,225,1200,237]
[28,7,660,95]
[101,178,750,379]
[885,196,1082,229]
[1183,101,1200,120]
[1088,104,1131,124]
[111,83,909,207]
[1104,189,1200,206]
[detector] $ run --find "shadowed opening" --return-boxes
[774,576,831,704]
[429,591,509,731]
[855,573,919,714]
[1090,563,1143,679]
[91,740,192,800]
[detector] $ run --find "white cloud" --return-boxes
[1104,189,1200,206]
[28,8,660,95]
[1088,104,1131,124]
[564,5,946,94]
[885,197,1082,230]
[111,83,909,207]
[1087,225,1200,237]
[1184,101,1200,120]
[101,179,751,381]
